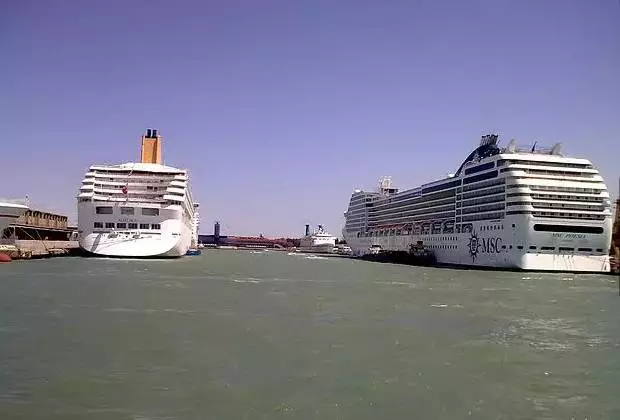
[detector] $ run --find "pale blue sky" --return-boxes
[2,0,618,236]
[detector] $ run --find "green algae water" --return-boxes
[1,250,619,419]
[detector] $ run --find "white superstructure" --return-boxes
[192,202,200,248]
[298,224,337,253]
[77,129,197,258]
[343,135,612,272]
[0,199,29,239]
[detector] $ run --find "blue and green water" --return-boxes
[1,250,619,419]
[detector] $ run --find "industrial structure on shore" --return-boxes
[1,208,79,260]
[2,209,76,241]
[198,221,299,249]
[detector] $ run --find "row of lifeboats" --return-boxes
[363,221,474,236]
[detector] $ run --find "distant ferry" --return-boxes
[298,224,337,253]
[343,135,612,272]
[77,129,197,258]
[0,199,28,237]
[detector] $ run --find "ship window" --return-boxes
[142,208,159,216]
[464,161,495,175]
[96,206,113,214]
[559,247,574,252]
[596,248,603,252]
[128,223,138,229]
[140,223,150,229]
[120,207,134,215]
[541,246,555,251]
[94,222,103,228]
[105,222,115,229]
[517,246,523,249]
[463,170,498,185]
[151,224,161,230]
[529,246,537,250]
[116,223,127,229]
[578,248,592,252]
[533,224,603,234]
[501,245,506,249]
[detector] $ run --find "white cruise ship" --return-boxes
[0,199,29,238]
[298,224,337,253]
[343,135,612,272]
[77,129,197,258]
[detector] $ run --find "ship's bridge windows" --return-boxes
[464,161,495,175]
[94,222,103,228]
[151,224,161,230]
[128,223,138,229]
[142,208,160,216]
[138,223,149,229]
[120,207,134,215]
[96,206,113,214]
[116,223,127,229]
[105,222,115,229]
[463,170,498,185]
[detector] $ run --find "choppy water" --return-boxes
[1,250,619,419]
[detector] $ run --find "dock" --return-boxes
[0,240,81,260]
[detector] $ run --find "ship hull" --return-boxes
[344,215,612,273]
[297,243,335,253]
[78,202,192,258]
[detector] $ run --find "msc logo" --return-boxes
[468,231,502,261]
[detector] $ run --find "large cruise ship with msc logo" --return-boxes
[77,129,196,258]
[343,135,612,272]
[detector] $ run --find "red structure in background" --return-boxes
[198,222,300,249]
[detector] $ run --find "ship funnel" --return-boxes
[305,224,310,236]
[141,128,162,164]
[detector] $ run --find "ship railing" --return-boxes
[504,144,556,155]
[0,198,28,206]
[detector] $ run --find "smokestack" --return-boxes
[146,128,152,138]
[152,129,157,137]
[305,224,310,236]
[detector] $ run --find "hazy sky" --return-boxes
[2,0,618,237]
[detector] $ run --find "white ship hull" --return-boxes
[78,201,192,258]
[0,202,28,236]
[344,215,612,272]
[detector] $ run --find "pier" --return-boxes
[1,208,80,261]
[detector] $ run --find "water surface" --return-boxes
[1,251,619,419]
